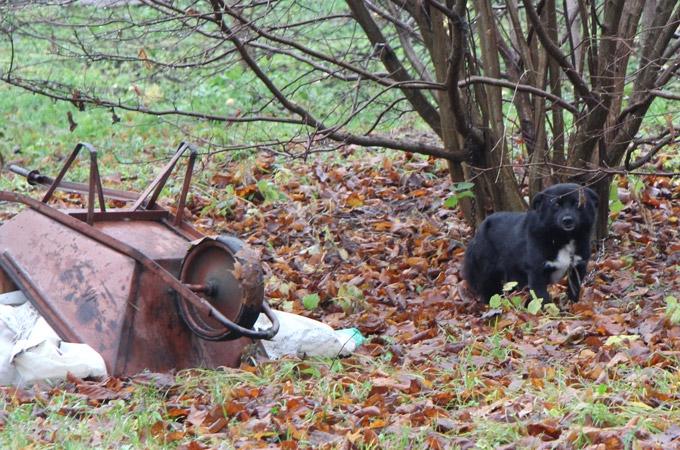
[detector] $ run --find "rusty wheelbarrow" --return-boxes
[0,142,278,376]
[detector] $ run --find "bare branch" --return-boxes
[365,0,421,42]
[458,78,578,115]
[345,0,442,136]
[384,1,434,83]
[649,89,680,102]
[0,72,453,158]
[522,0,597,105]
[442,0,479,141]
[213,1,441,92]
[625,133,678,170]
[425,0,459,21]
[0,75,305,124]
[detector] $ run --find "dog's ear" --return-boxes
[531,192,545,210]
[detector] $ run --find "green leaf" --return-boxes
[609,181,625,214]
[610,199,625,214]
[302,293,320,310]
[340,284,363,299]
[453,181,475,191]
[257,179,287,204]
[457,191,475,200]
[543,303,561,316]
[502,281,518,292]
[527,297,543,315]
[511,296,523,309]
[604,334,640,347]
[489,294,502,309]
[609,178,620,201]
[672,310,680,325]
[444,183,475,209]
[443,195,459,208]
[300,366,322,378]
[629,176,644,195]
[665,296,680,324]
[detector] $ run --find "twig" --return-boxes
[649,89,680,102]
[459,76,578,114]
[625,134,679,171]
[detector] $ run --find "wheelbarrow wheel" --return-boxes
[177,235,264,341]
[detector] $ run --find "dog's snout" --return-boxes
[561,215,575,230]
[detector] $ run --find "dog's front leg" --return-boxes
[567,261,587,301]
[528,272,550,303]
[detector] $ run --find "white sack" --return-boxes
[0,291,107,386]
[254,309,362,359]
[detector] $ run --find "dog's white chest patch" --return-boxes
[545,240,581,283]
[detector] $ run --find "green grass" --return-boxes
[0,0,428,207]
[0,0,421,181]
[1,313,679,448]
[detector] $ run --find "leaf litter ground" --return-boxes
[0,150,678,449]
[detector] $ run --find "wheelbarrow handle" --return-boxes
[7,164,138,202]
[206,300,280,340]
[7,164,44,184]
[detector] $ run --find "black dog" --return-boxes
[463,183,598,303]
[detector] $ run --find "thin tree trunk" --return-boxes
[429,8,482,225]
[474,0,525,212]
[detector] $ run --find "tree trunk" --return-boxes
[593,176,612,241]
[473,0,526,214]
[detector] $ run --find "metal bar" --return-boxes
[146,167,174,210]
[146,142,190,210]
[58,181,136,202]
[161,218,204,241]
[7,165,40,182]
[91,153,106,213]
[174,147,197,226]
[131,142,188,211]
[68,209,170,222]
[261,302,280,339]
[0,190,277,340]
[82,143,106,223]
[207,300,279,340]
[42,143,84,203]
[9,165,138,202]
[40,142,108,223]
[87,150,96,225]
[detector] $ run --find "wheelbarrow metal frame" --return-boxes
[0,142,278,375]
